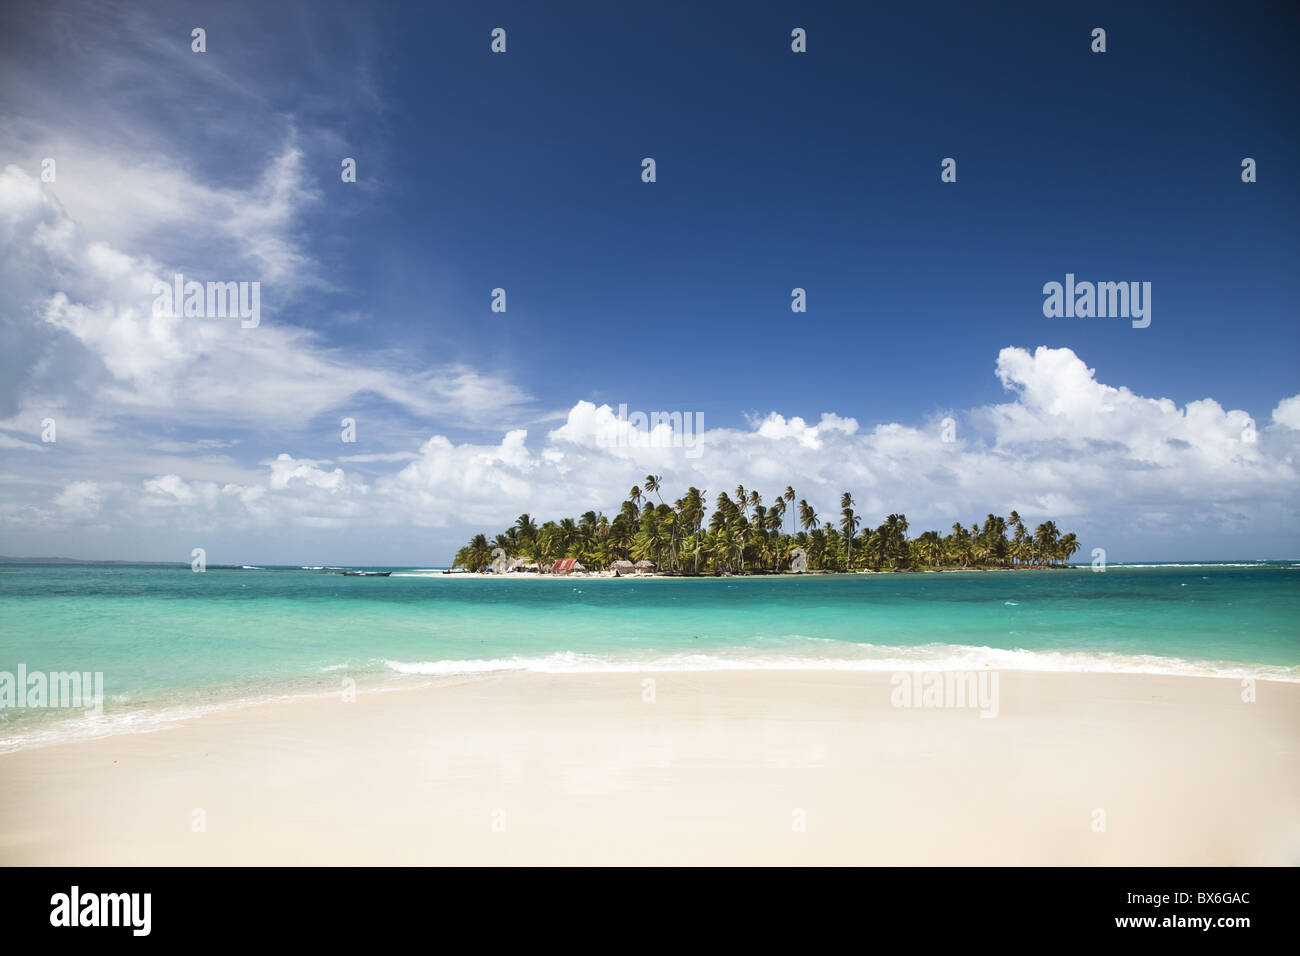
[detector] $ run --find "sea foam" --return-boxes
[381,643,1300,682]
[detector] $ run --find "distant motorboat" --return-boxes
[341,570,391,577]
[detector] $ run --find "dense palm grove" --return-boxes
[452,476,1082,573]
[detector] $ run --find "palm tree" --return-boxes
[880,514,909,569]
[575,511,599,562]
[1033,521,1060,567]
[840,492,857,570]
[627,486,642,509]
[764,505,785,570]
[465,533,491,572]
[947,522,970,569]
[713,526,733,571]
[619,499,640,525]
[660,506,681,572]
[609,515,634,561]
[558,517,578,555]
[532,526,552,571]
[917,530,943,568]
[633,517,666,569]
[799,499,817,535]
[513,513,539,560]
[823,523,842,570]
[680,487,707,573]
[1010,517,1028,567]
[1058,532,1080,566]
[808,526,827,569]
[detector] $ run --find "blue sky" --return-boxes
[320,0,1299,424]
[1,0,1297,563]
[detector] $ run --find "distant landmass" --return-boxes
[0,556,184,565]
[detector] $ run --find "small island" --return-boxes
[453,476,1081,574]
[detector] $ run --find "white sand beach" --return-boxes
[1,670,1296,866]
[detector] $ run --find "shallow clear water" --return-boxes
[1,562,1297,749]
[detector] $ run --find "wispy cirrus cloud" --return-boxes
[0,160,535,444]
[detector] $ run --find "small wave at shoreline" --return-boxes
[3,644,1293,755]
[0,677,427,755]
[0,698,248,755]
[382,644,1300,683]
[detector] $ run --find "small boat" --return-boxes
[342,570,391,577]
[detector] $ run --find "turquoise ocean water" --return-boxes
[0,562,1297,750]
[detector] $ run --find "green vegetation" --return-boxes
[452,477,1081,573]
